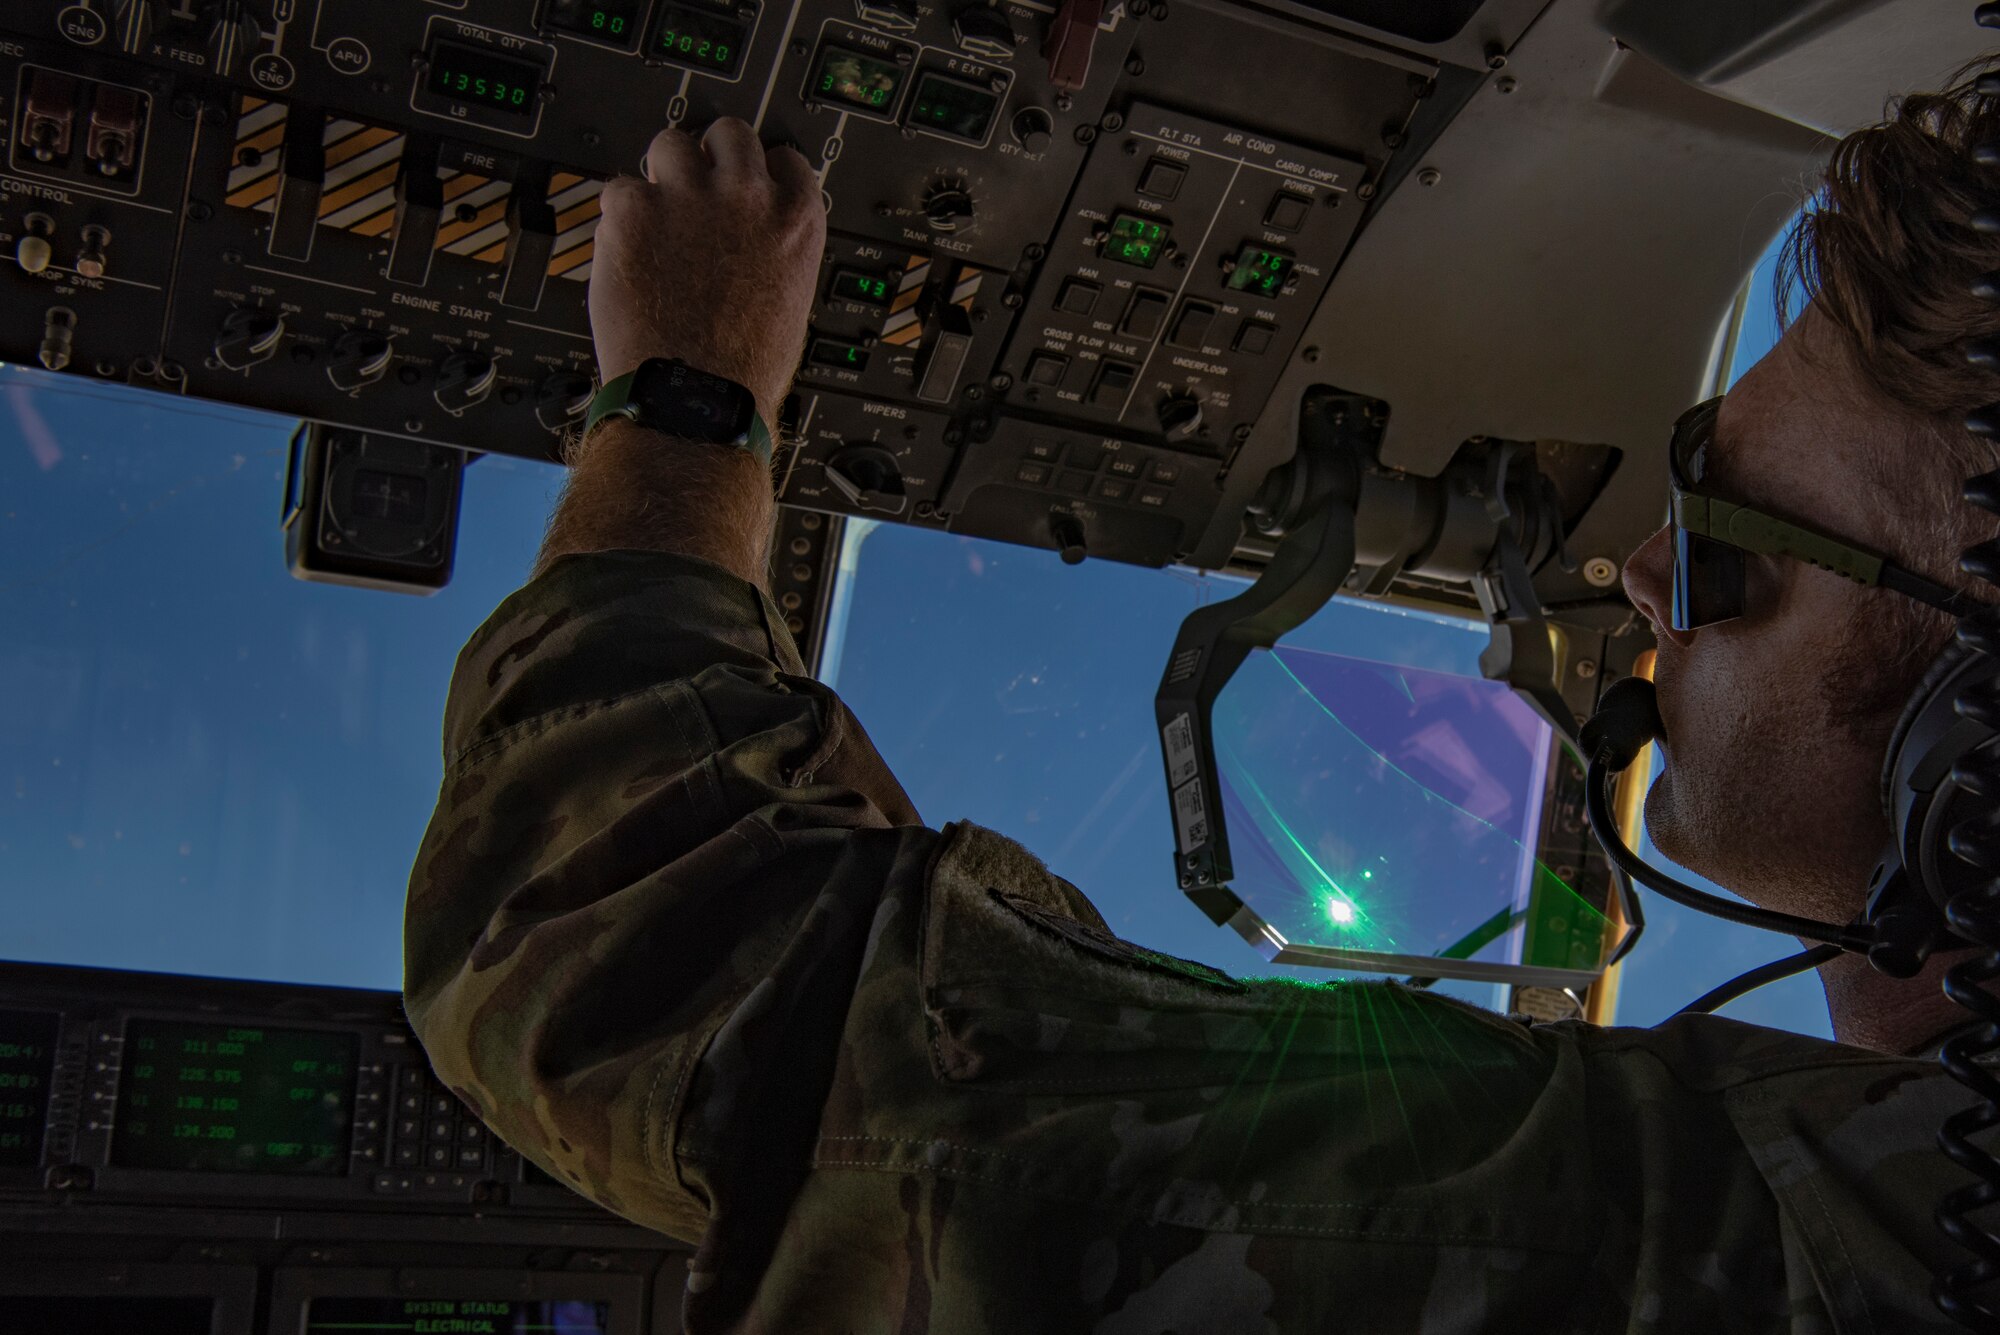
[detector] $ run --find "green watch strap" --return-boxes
[583,369,775,467]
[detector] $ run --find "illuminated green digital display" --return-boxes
[908,72,999,142]
[304,1298,612,1333]
[1227,243,1294,295]
[652,4,748,75]
[829,267,892,305]
[543,0,645,49]
[0,1010,57,1168]
[425,42,543,116]
[810,337,871,372]
[813,45,905,112]
[1104,212,1169,268]
[111,1019,356,1176]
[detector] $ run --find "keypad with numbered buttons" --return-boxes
[381,1063,491,1190]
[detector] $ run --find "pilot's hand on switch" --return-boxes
[588,119,824,423]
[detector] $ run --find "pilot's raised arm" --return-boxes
[404,119,1972,1332]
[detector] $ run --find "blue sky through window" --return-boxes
[0,217,1831,1037]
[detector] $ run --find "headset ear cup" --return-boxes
[1881,639,1980,822]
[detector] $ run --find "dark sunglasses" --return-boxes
[1668,396,1973,631]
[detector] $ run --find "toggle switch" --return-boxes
[20,71,78,164]
[270,107,326,262]
[75,225,110,278]
[15,214,54,274]
[39,306,76,371]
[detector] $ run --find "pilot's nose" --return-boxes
[1624,525,1695,647]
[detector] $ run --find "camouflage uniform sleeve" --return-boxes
[403,548,929,1249]
[407,549,1968,1333]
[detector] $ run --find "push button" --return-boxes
[1025,438,1060,461]
[1056,278,1100,316]
[1057,470,1094,495]
[1265,192,1311,232]
[1137,158,1187,201]
[1121,288,1169,339]
[1233,320,1277,355]
[1025,352,1070,387]
[1062,442,1105,470]
[1016,462,1052,485]
[1089,360,1136,407]
[1166,301,1216,350]
[1097,477,1133,502]
[1107,456,1143,478]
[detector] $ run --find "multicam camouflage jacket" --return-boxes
[406,550,1983,1333]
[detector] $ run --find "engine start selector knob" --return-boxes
[920,180,975,234]
[203,0,264,78]
[433,351,498,415]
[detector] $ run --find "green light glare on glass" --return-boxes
[1106,214,1167,268]
[1211,643,1610,977]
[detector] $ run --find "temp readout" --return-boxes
[425,41,544,116]
[0,1010,57,1168]
[652,4,748,75]
[1227,243,1295,295]
[908,72,999,142]
[829,267,893,305]
[1103,212,1169,268]
[111,1019,357,1176]
[812,44,906,112]
[542,0,646,48]
[305,1298,613,1334]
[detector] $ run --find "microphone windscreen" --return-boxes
[1580,677,1664,770]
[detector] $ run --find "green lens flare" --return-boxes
[1210,638,1611,979]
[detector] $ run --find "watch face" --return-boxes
[632,360,756,443]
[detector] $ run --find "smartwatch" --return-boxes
[582,358,775,465]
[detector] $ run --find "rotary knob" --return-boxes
[434,351,498,415]
[326,329,394,392]
[1158,391,1204,441]
[921,180,975,234]
[112,0,162,54]
[213,306,284,371]
[204,0,264,78]
[1049,513,1087,565]
[534,370,597,433]
[1010,106,1054,153]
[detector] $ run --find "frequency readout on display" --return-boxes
[1227,243,1295,295]
[0,1010,57,1168]
[425,42,545,116]
[304,1298,613,1334]
[542,0,646,48]
[110,1019,357,1175]
[1104,212,1169,268]
[652,3,748,74]
[908,72,999,141]
[813,45,906,112]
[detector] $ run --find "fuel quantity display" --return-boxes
[652,3,749,74]
[111,1019,356,1175]
[811,44,907,113]
[304,1298,612,1333]
[0,1010,57,1168]
[425,41,544,116]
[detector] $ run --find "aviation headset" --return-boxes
[1579,13,2000,1319]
